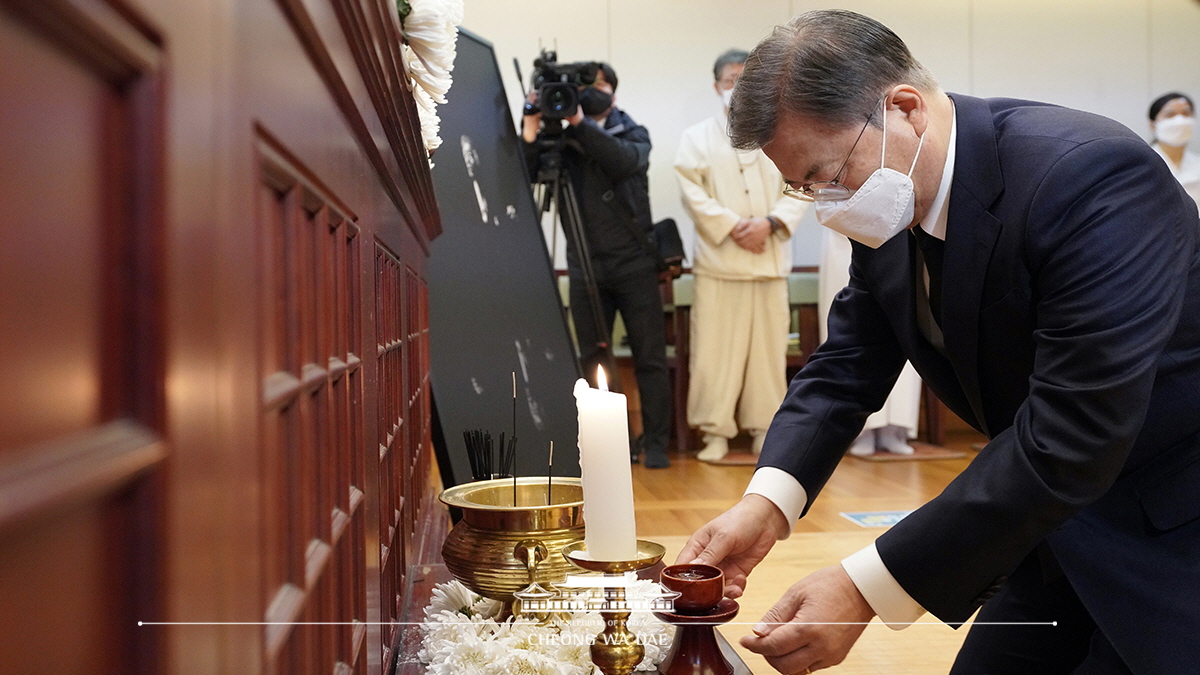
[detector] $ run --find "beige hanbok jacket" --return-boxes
[675,115,809,280]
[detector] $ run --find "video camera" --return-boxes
[524,49,600,121]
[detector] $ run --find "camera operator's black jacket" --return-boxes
[523,108,656,279]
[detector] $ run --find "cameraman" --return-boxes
[522,63,672,469]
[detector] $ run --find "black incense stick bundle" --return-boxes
[462,373,522,491]
[464,426,520,484]
[463,429,500,481]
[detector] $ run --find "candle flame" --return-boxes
[597,365,608,391]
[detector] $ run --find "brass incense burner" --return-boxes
[439,477,583,605]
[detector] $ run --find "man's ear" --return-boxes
[889,85,928,137]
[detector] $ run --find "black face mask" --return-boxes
[579,87,613,117]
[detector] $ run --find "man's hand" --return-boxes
[565,105,585,127]
[740,566,876,673]
[731,217,772,253]
[522,91,542,143]
[675,494,790,599]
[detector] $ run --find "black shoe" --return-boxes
[643,451,670,469]
[631,434,643,464]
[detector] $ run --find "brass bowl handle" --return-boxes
[514,539,549,583]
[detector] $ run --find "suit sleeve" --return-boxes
[756,246,910,512]
[876,136,1198,623]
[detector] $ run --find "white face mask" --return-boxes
[815,108,926,249]
[720,87,734,109]
[1156,115,1194,148]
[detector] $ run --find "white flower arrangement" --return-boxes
[398,0,464,158]
[420,580,674,675]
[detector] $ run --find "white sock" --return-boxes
[848,429,876,456]
[750,430,766,456]
[697,435,729,461]
[878,425,915,455]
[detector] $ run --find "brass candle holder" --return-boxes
[562,539,666,675]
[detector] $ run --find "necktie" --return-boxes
[913,226,945,324]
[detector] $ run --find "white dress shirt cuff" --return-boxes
[841,543,927,630]
[743,467,807,540]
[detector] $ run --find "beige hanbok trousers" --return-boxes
[687,275,789,440]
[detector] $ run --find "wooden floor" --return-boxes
[633,430,985,675]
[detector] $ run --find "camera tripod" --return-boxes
[531,132,621,392]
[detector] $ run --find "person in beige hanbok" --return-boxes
[675,49,810,461]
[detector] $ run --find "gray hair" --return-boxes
[728,9,938,150]
[713,49,749,81]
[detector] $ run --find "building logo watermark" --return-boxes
[512,571,680,615]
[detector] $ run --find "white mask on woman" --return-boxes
[720,87,734,109]
[815,107,926,249]
[1156,115,1194,148]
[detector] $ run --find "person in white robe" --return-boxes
[675,49,810,462]
[1148,92,1200,206]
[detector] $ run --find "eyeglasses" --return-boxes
[782,96,883,202]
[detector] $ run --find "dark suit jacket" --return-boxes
[758,94,1200,671]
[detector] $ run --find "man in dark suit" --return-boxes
[677,10,1200,674]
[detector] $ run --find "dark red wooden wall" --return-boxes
[0,0,444,672]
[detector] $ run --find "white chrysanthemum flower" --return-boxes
[402,43,448,104]
[492,616,542,651]
[426,633,495,675]
[401,43,444,156]
[399,0,462,155]
[415,88,442,154]
[404,8,456,78]
[440,0,463,26]
[482,649,561,675]
[552,640,594,673]
[420,609,496,664]
[472,598,503,619]
[425,580,478,618]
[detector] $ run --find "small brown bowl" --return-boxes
[660,563,724,615]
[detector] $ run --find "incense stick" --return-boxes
[547,441,554,505]
[512,372,518,506]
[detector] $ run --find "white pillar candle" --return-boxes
[574,368,637,561]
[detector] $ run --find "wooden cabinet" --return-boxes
[0,0,442,673]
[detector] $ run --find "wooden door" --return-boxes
[0,0,444,672]
[0,1,166,672]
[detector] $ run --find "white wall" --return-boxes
[461,0,1200,267]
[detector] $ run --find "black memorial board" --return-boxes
[428,29,582,488]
